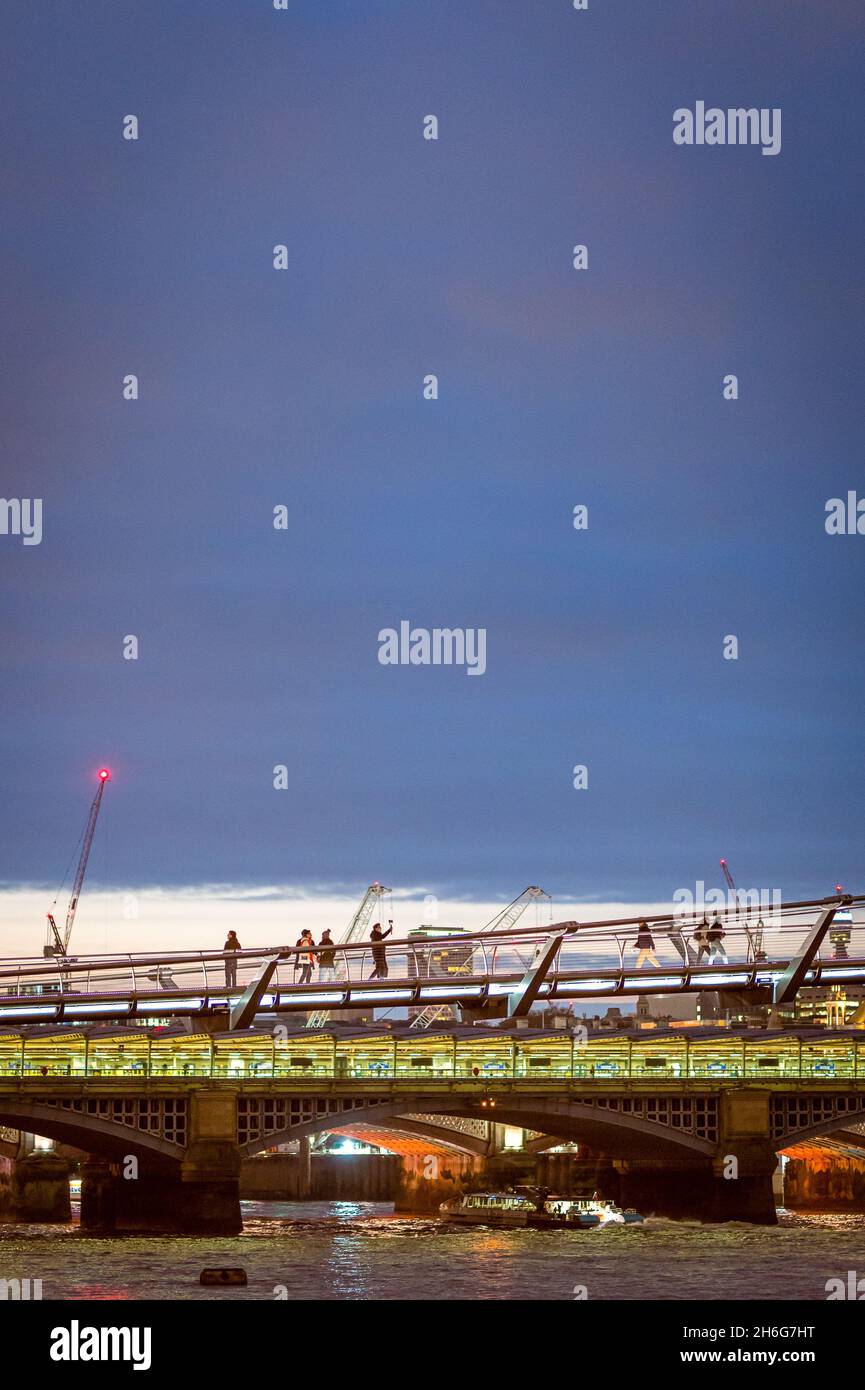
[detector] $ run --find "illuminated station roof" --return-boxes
[1,1024,864,1081]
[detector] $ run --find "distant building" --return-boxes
[794,984,865,1028]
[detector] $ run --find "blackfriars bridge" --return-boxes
[2,1023,865,1231]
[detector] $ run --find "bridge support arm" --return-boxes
[772,907,836,1005]
[229,955,281,1031]
[507,931,568,1018]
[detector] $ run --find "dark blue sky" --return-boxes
[2,0,863,904]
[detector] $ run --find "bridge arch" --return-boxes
[239,1094,717,1160]
[328,1116,491,1157]
[0,1101,185,1167]
[775,1109,865,1152]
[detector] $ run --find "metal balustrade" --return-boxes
[0,895,860,1023]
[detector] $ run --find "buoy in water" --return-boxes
[200,1268,248,1287]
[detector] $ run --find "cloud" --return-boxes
[0,885,670,959]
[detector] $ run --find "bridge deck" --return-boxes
[1,896,860,1023]
[0,906,862,1028]
[0,958,863,1023]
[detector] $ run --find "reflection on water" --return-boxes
[0,1204,862,1301]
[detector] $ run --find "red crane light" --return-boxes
[98,768,111,781]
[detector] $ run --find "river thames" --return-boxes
[2,1203,862,1301]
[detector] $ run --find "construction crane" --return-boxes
[719,858,739,911]
[485,885,551,934]
[410,885,552,1029]
[45,768,111,960]
[340,882,392,945]
[306,882,391,1028]
[719,857,765,962]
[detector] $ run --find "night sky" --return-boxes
[2,0,863,912]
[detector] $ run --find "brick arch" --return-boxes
[0,1099,186,1166]
[238,1093,718,1159]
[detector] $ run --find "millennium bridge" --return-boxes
[0,893,862,1028]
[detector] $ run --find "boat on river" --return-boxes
[439,1191,643,1228]
[533,1195,644,1228]
[439,1192,536,1227]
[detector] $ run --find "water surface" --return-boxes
[2,1203,864,1300]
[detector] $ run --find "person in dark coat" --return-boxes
[708,913,728,964]
[296,929,316,984]
[632,921,659,969]
[693,917,711,963]
[223,930,241,988]
[368,921,393,979]
[318,929,337,982]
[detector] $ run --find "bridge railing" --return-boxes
[0,931,862,1004]
[0,899,860,1005]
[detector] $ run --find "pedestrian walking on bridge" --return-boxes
[296,929,316,985]
[708,914,728,964]
[318,929,337,983]
[223,931,241,988]
[368,921,393,979]
[693,918,712,963]
[632,922,660,969]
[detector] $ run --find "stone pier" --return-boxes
[80,1094,242,1235]
[782,1145,865,1211]
[0,1151,71,1223]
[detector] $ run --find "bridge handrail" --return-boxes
[0,891,859,984]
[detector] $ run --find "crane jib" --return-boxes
[45,771,110,959]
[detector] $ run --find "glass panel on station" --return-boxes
[87,1031,149,1076]
[150,1033,212,1077]
[21,1032,87,1076]
[743,1034,800,1078]
[800,1038,856,1078]
[575,1038,629,1079]
[273,1032,333,1078]
[334,1034,394,1080]
[394,1033,454,1078]
[0,1031,22,1076]
[688,1035,744,1078]
[454,1035,514,1079]
[514,1035,572,1078]
[631,1037,687,1078]
[212,1033,274,1078]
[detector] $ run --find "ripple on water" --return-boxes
[1,1204,863,1300]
